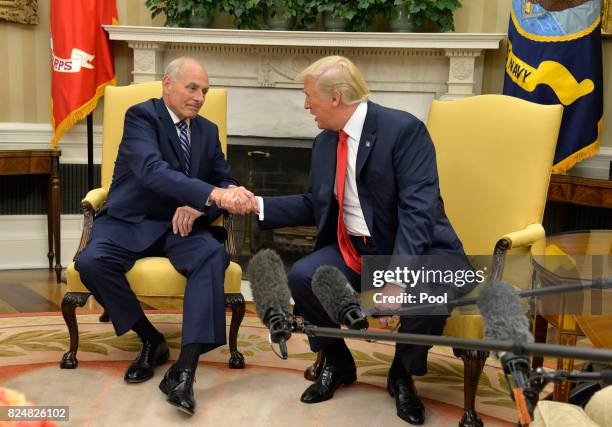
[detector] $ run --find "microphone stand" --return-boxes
[371,277,612,317]
[514,368,612,426]
[261,318,612,426]
[288,320,612,364]
[532,367,612,386]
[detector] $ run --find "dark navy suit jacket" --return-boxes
[261,101,464,258]
[92,98,238,252]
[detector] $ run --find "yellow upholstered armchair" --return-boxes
[303,95,562,425]
[60,82,245,371]
[428,95,563,426]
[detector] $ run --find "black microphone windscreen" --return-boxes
[312,266,361,325]
[477,281,534,345]
[600,371,612,385]
[247,249,291,322]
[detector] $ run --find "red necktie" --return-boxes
[336,130,361,274]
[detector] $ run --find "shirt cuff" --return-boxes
[256,196,264,221]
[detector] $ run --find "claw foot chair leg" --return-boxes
[225,293,245,369]
[453,348,489,427]
[60,292,91,369]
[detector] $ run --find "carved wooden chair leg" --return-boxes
[531,314,548,369]
[99,308,110,323]
[225,293,245,369]
[453,348,489,427]
[60,292,91,369]
[304,349,326,381]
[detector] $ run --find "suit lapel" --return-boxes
[316,131,338,219]
[321,131,337,197]
[154,98,186,172]
[189,118,203,178]
[356,101,378,177]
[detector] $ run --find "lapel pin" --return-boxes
[365,141,371,148]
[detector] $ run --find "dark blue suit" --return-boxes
[76,98,238,347]
[261,101,468,374]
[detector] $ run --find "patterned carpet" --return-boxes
[0,312,517,426]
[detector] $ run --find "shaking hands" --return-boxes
[209,185,260,215]
[172,185,258,238]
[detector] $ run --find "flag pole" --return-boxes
[87,113,94,191]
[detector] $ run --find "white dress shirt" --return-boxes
[257,102,371,238]
[336,101,370,237]
[166,106,191,144]
[167,106,210,207]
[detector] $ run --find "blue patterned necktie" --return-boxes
[176,120,191,176]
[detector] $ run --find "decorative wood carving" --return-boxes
[0,0,38,25]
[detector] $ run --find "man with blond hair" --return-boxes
[76,57,256,416]
[253,56,469,425]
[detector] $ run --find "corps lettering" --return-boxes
[52,58,73,72]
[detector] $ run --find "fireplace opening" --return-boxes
[227,138,317,273]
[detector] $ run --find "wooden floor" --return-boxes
[0,268,184,314]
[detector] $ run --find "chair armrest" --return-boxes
[73,188,108,262]
[82,187,108,212]
[502,223,545,249]
[489,223,545,282]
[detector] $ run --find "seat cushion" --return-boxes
[66,257,242,296]
[585,385,612,427]
[442,313,484,340]
[532,400,599,427]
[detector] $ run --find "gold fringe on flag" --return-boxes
[551,117,603,174]
[50,77,116,148]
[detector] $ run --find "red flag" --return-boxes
[50,0,117,147]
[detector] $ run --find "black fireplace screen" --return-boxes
[227,144,317,272]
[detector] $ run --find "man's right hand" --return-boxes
[209,186,259,215]
[377,315,400,330]
[374,282,404,312]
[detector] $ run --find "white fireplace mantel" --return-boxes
[105,25,504,49]
[105,26,505,140]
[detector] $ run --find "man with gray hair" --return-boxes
[252,56,468,425]
[76,57,256,416]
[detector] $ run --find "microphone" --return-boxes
[247,249,293,359]
[477,281,538,425]
[311,266,369,330]
[533,367,612,386]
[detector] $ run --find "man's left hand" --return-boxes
[374,282,405,312]
[377,315,400,330]
[172,205,204,237]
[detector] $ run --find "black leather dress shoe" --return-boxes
[300,361,357,404]
[387,375,425,425]
[124,339,169,383]
[159,364,196,415]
